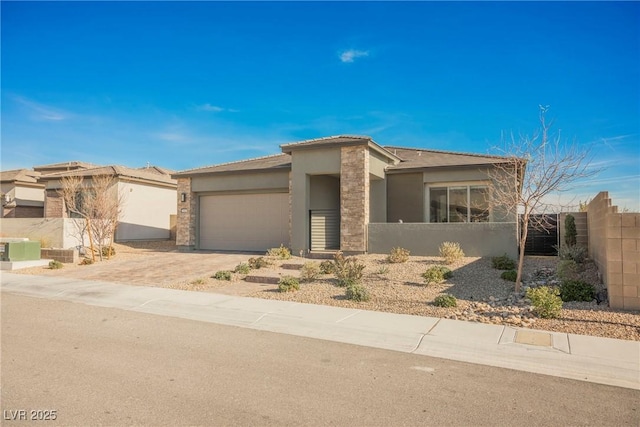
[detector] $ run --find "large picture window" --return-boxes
[429,185,490,223]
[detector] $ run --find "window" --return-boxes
[429,185,490,223]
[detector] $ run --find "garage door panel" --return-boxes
[199,193,289,251]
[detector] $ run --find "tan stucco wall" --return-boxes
[387,173,424,222]
[309,175,339,210]
[14,185,45,207]
[369,178,386,223]
[191,171,289,193]
[587,192,640,310]
[0,218,87,249]
[116,181,177,240]
[369,150,389,179]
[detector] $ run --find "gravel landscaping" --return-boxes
[13,242,640,341]
[245,254,640,342]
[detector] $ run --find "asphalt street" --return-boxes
[2,293,639,426]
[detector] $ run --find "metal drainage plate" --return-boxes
[515,330,553,347]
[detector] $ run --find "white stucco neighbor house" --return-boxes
[1,169,45,218]
[39,165,177,241]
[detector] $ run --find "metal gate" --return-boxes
[310,209,340,250]
[521,214,559,255]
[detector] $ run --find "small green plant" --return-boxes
[278,276,300,292]
[422,265,453,285]
[491,253,516,270]
[190,278,206,285]
[387,247,410,263]
[556,259,579,281]
[48,260,63,269]
[213,270,232,281]
[266,244,291,260]
[500,270,517,282]
[234,263,251,274]
[333,252,365,287]
[375,266,390,275]
[300,262,320,282]
[248,257,269,269]
[101,246,116,257]
[345,284,370,302]
[555,244,587,264]
[319,260,334,275]
[80,258,94,265]
[560,280,596,302]
[564,214,577,247]
[526,286,562,319]
[434,294,457,307]
[439,241,464,264]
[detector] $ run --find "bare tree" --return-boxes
[59,174,124,261]
[488,106,600,292]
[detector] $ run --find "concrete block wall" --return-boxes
[41,248,79,263]
[587,191,640,310]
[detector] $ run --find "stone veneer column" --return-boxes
[176,177,196,248]
[340,145,370,253]
[44,189,65,218]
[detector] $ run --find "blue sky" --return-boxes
[2,1,639,211]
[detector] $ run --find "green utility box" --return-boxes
[0,241,41,261]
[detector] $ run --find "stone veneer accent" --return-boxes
[41,248,79,263]
[176,178,196,247]
[340,145,370,253]
[44,190,65,218]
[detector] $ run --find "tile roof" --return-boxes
[33,161,98,173]
[280,135,372,151]
[0,169,42,184]
[38,165,177,186]
[173,153,292,177]
[385,146,514,170]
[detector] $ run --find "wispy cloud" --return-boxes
[13,95,70,121]
[339,49,369,63]
[197,103,239,113]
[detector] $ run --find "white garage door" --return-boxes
[199,193,289,251]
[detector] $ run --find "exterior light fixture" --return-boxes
[181,193,186,202]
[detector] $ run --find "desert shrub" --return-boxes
[248,257,269,269]
[234,263,251,274]
[491,253,516,270]
[278,276,300,292]
[560,280,596,302]
[376,266,390,275]
[191,278,205,285]
[39,237,52,249]
[556,259,579,281]
[300,262,320,282]
[80,258,94,265]
[564,214,577,247]
[433,294,457,307]
[333,252,365,287]
[345,284,370,302]
[319,260,335,275]
[526,286,562,319]
[439,242,464,264]
[387,247,410,263]
[101,246,116,257]
[266,244,291,260]
[48,260,63,269]
[422,266,453,285]
[555,244,587,264]
[213,270,232,281]
[500,270,517,282]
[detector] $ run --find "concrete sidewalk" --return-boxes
[2,272,638,390]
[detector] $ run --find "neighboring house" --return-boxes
[33,161,98,175]
[173,135,522,258]
[0,169,45,218]
[39,165,177,241]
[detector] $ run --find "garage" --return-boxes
[199,193,289,251]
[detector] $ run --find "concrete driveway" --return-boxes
[37,250,254,287]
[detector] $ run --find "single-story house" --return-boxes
[39,165,178,241]
[1,169,45,218]
[173,135,521,258]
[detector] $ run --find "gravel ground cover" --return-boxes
[13,242,640,341]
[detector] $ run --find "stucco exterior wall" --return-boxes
[116,181,177,241]
[369,178,386,223]
[368,222,518,258]
[0,218,87,249]
[309,175,339,210]
[387,173,424,222]
[587,192,640,310]
[191,171,289,193]
[14,185,45,206]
